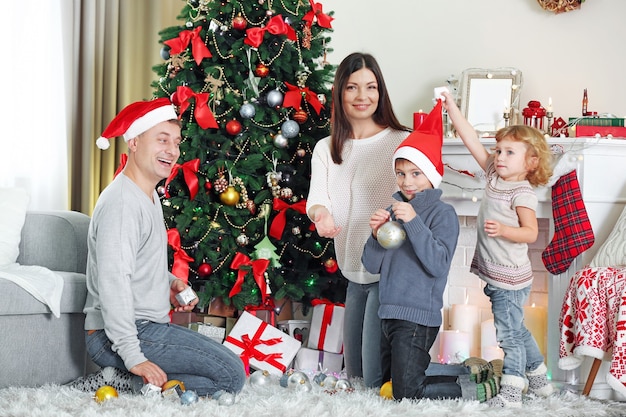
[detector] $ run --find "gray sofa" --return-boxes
[0,210,96,388]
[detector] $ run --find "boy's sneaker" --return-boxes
[66,366,134,393]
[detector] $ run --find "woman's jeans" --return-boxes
[381,318,466,400]
[86,320,246,396]
[484,284,544,378]
[343,281,382,388]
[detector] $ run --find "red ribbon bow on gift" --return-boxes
[283,82,324,115]
[163,158,200,200]
[229,252,271,302]
[311,298,344,351]
[173,86,218,130]
[302,0,334,29]
[167,228,194,284]
[224,320,284,375]
[164,26,212,65]
[244,15,296,48]
[269,198,307,240]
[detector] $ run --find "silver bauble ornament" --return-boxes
[287,371,310,390]
[249,370,272,387]
[160,47,170,60]
[377,221,406,249]
[213,390,236,406]
[273,134,288,148]
[266,90,284,107]
[335,379,352,391]
[320,375,338,389]
[236,233,249,246]
[180,390,199,405]
[281,120,300,139]
[239,103,256,119]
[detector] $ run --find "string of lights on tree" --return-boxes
[149,0,344,311]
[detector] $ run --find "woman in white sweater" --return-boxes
[306,52,410,388]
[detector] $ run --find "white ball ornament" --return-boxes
[376,221,406,249]
[249,370,272,387]
[281,120,300,139]
[274,134,288,148]
[239,103,256,119]
[266,90,284,107]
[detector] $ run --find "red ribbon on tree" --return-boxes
[269,198,307,240]
[173,86,218,129]
[229,252,271,302]
[302,0,334,29]
[163,158,200,200]
[167,228,194,284]
[311,298,344,351]
[244,15,296,48]
[163,26,212,65]
[113,153,128,178]
[282,82,324,115]
[224,320,284,375]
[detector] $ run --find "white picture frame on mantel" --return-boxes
[458,68,523,137]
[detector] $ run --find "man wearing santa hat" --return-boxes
[68,98,246,396]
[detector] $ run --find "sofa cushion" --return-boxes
[0,272,87,315]
[0,187,30,266]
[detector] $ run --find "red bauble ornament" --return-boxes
[254,63,270,78]
[204,181,212,192]
[197,263,213,277]
[225,119,242,135]
[293,109,308,124]
[324,258,338,273]
[232,15,247,31]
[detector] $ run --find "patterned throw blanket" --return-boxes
[559,266,626,396]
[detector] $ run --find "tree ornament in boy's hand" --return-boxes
[377,220,406,249]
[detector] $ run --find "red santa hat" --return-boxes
[96,97,178,150]
[393,99,444,188]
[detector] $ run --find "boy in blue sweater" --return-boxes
[362,99,498,402]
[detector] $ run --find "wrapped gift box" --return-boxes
[278,320,310,345]
[307,300,345,354]
[574,125,626,138]
[206,296,237,318]
[189,323,226,343]
[223,311,301,376]
[196,314,226,327]
[294,347,343,374]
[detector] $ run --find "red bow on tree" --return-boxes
[283,82,324,115]
[172,86,218,130]
[244,15,296,48]
[167,228,194,284]
[164,26,212,65]
[163,158,200,200]
[302,0,334,29]
[229,252,271,302]
[269,198,307,240]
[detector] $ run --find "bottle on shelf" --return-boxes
[582,88,588,116]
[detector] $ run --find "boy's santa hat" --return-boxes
[96,97,178,150]
[393,99,444,188]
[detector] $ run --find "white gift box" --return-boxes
[278,320,310,346]
[189,323,226,343]
[294,347,343,374]
[223,311,301,376]
[307,301,344,354]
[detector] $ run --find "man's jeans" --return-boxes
[484,284,544,378]
[86,320,246,396]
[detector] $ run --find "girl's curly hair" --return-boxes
[495,125,553,187]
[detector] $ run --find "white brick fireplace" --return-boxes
[436,137,626,399]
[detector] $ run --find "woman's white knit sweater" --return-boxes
[307,128,409,284]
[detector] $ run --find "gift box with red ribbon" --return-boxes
[223,311,301,376]
[294,347,343,374]
[307,299,345,354]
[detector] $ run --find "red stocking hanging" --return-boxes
[541,169,595,275]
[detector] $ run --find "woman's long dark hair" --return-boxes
[330,52,408,164]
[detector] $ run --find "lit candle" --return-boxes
[413,110,427,130]
[524,303,547,357]
[450,302,480,357]
[438,330,470,364]
[547,97,553,113]
[503,100,510,114]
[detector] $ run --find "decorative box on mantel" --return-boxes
[440,136,626,395]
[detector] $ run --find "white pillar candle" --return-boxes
[438,330,470,364]
[482,345,504,362]
[450,303,480,357]
[524,304,547,357]
[481,319,498,348]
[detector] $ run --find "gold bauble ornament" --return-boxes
[162,379,186,392]
[220,185,240,206]
[94,385,118,403]
[380,380,393,399]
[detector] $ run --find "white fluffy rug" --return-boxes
[2,379,626,417]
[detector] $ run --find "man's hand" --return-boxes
[170,279,198,312]
[130,360,168,388]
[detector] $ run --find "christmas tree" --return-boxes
[150,0,345,312]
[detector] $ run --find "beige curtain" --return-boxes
[70,0,182,214]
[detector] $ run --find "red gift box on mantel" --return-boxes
[223,311,301,376]
[307,298,345,354]
[522,101,546,131]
